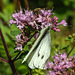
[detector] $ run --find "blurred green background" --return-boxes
[0,0,75,75]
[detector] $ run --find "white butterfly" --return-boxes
[22,27,51,69]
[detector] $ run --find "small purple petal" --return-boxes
[60,53,67,60]
[9,19,14,25]
[58,20,67,26]
[15,44,22,51]
[17,25,24,30]
[36,25,39,29]
[46,62,54,69]
[53,28,60,32]
[28,22,34,26]
[53,16,58,20]
[15,34,22,42]
[47,71,56,75]
[69,56,73,61]
[36,14,43,22]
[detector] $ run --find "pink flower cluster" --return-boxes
[9,9,67,51]
[14,34,29,51]
[46,53,75,75]
[9,9,67,31]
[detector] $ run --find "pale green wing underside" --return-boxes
[22,27,51,69]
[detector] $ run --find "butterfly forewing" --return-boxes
[22,27,51,69]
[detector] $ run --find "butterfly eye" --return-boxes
[41,55,44,59]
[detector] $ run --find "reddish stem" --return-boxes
[0,28,11,60]
[0,28,19,75]
[30,68,32,75]
[0,57,8,63]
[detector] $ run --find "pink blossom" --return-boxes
[9,19,14,25]
[15,34,22,42]
[58,20,67,26]
[60,53,67,60]
[15,44,22,51]
[46,62,54,69]
[36,14,43,22]
[47,71,56,75]
[46,52,75,75]
[53,28,60,32]
[9,9,67,31]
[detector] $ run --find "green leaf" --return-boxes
[65,37,70,41]
[27,37,35,45]
[34,69,44,75]
[65,35,73,41]
[73,33,75,36]
[68,35,72,39]
[60,45,69,50]
[27,41,33,45]
[9,49,16,55]
[17,65,29,74]
[10,30,21,36]
[71,38,74,42]
[23,45,29,51]
[9,49,20,60]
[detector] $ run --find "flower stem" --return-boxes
[30,68,32,75]
[13,51,21,61]
[26,31,38,43]
[67,46,75,57]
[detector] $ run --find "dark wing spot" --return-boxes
[41,55,44,59]
[38,53,40,57]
